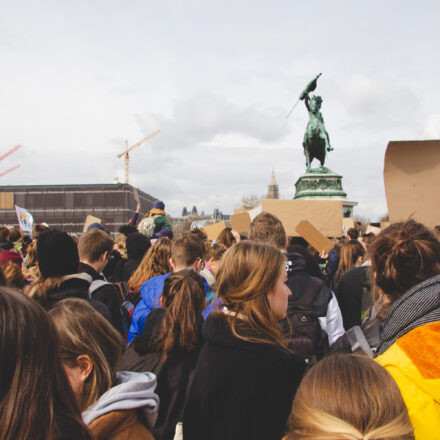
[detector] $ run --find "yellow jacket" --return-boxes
[376,321,440,439]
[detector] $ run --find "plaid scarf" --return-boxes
[377,274,440,355]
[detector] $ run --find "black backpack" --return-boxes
[285,276,329,363]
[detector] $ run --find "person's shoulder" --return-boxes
[141,273,170,290]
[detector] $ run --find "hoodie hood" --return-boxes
[285,251,307,274]
[82,371,159,429]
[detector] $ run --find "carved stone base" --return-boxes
[294,167,347,199]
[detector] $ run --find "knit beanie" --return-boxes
[153,200,165,211]
[0,249,23,268]
[126,232,151,260]
[37,229,79,279]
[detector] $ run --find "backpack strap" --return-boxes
[89,279,112,295]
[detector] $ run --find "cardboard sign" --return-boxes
[230,212,251,234]
[0,192,14,209]
[384,140,440,228]
[366,225,381,235]
[380,221,391,230]
[295,220,333,253]
[261,199,343,237]
[133,188,140,204]
[83,215,105,233]
[201,221,227,241]
[342,217,355,230]
[248,206,262,221]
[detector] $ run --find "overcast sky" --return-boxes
[1,1,439,219]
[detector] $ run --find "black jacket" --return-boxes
[183,313,306,440]
[119,308,203,440]
[334,266,371,330]
[79,262,123,334]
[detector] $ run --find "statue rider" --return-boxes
[300,73,333,171]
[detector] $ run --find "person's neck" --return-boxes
[173,264,196,272]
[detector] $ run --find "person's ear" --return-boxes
[169,258,175,271]
[76,355,93,383]
[100,252,108,263]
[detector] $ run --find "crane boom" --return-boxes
[116,129,160,184]
[117,130,160,158]
[0,145,21,162]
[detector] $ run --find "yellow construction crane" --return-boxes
[117,129,160,184]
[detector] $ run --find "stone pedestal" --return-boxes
[294,166,357,217]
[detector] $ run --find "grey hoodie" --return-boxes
[82,371,159,429]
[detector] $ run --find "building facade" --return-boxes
[0,183,157,234]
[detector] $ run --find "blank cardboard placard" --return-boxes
[0,192,14,209]
[201,221,227,241]
[366,225,381,235]
[295,220,333,253]
[248,206,262,221]
[342,217,355,230]
[261,199,342,237]
[380,221,391,230]
[384,140,440,228]
[230,212,251,234]
[83,215,105,233]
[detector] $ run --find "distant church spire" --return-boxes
[266,168,279,199]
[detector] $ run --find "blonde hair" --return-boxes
[49,298,125,411]
[287,354,414,440]
[4,261,26,289]
[128,237,172,291]
[215,241,286,346]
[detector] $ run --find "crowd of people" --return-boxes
[0,200,439,439]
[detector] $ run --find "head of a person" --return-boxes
[216,227,236,249]
[8,227,21,243]
[0,250,25,288]
[37,229,80,279]
[118,224,138,236]
[32,223,49,241]
[190,227,208,244]
[288,244,323,279]
[0,226,9,242]
[371,220,440,302]
[128,237,172,291]
[0,287,91,440]
[170,233,205,272]
[49,298,125,412]
[287,354,414,440]
[206,244,227,275]
[126,232,151,261]
[346,227,360,241]
[153,200,165,211]
[215,241,290,345]
[336,240,365,278]
[78,229,113,272]
[149,270,206,361]
[249,212,287,251]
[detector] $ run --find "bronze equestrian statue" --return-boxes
[299,73,334,171]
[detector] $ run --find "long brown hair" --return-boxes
[216,227,236,249]
[153,270,206,361]
[0,288,92,440]
[128,237,172,291]
[4,261,27,289]
[49,298,125,411]
[334,240,365,286]
[371,220,440,301]
[215,241,286,346]
[288,354,414,439]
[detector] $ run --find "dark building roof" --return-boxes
[0,183,158,234]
